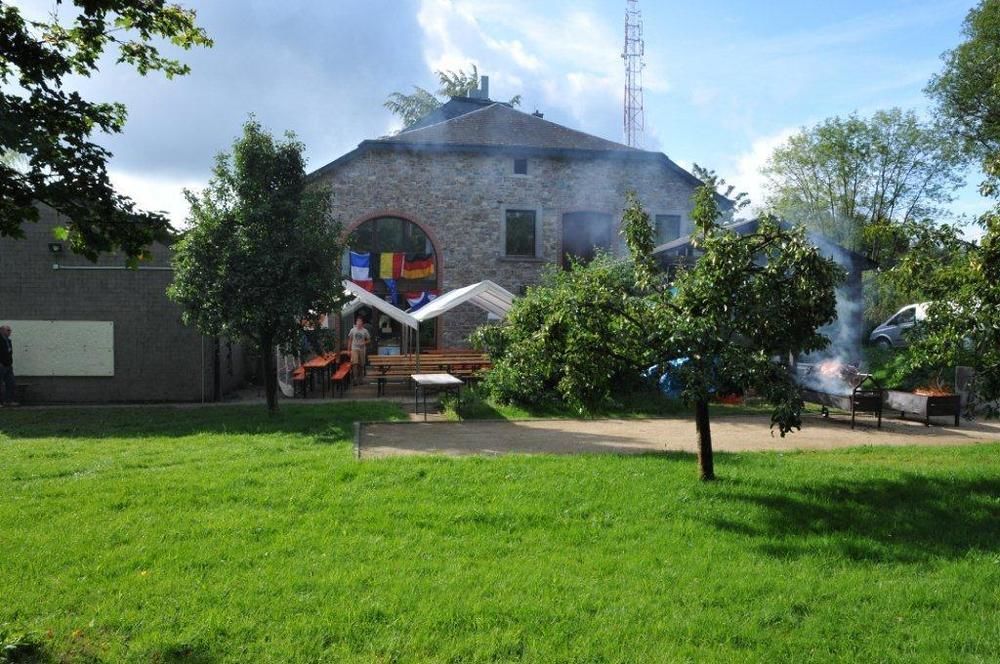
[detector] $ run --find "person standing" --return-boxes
[0,325,17,407]
[346,317,370,385]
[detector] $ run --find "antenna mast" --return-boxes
[623,0,645,148]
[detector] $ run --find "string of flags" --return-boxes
[349,251,436,281]
[405,290,439,311]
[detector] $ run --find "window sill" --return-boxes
[498,255,549,263]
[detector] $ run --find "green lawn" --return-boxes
[1,404,998,662]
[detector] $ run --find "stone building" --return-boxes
[0,205,247,403]
[311,81,713,348]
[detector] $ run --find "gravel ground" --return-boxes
[358,413,1000,458]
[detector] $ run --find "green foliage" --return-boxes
[168,118,347,411]
[623,184,843,478]
[384,64,522,129]
[763,109,964,265]
[927,0,1000,159]
[382,87,440,129]
[0,1,211,261]
[898,5,1000,416]
[690,163,751,214]
[476,184,842,478]
[1,622,45,663]
[887,215,1000,415]
[627,190,843,431]
[472,254,650,413]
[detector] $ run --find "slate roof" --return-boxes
[653,218,876,271]
[400,96,497,132]
[310,98,703,191]
[389,101,638,152]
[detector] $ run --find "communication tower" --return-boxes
[622,0,645,147]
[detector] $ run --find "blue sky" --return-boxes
[18,0,985,225]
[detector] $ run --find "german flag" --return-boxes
[401,253,434,279]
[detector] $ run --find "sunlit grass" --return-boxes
[1,404,997,662]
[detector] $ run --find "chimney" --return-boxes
[532,109,544,118]
[478,75,489,100]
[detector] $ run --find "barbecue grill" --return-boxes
[797,363,883,429]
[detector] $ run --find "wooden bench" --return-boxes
[368,353,492,396]
[331,362,352,397]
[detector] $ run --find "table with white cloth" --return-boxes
[411,373,463,421]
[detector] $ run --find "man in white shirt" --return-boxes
[346,317,371,385]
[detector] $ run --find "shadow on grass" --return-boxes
[0,402,405,441]
[708,473,1000,563]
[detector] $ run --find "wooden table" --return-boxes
[302,353,337,397]
[411,373,463,421]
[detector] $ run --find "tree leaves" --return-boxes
[0,1,211,260]
[168,119,348,411]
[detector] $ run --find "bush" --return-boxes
[471,255,652,413]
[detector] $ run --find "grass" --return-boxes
[1,403,998,662]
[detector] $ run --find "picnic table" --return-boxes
[368,352,491,396]
[301,352,338,397]
[412,373,463,421]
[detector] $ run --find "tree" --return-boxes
[762,109,964,266]
[891,0,1000,416]
[476,182,842,480]
[621,186,842,480]
[384,65,522,128]
[0,1,212,262]
[691,163,751,215]
[887,216,1000,416]
[472,254,649,413]
[926,0,1000,159]
[168,119,347,412]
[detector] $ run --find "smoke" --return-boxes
[806,232,866,367]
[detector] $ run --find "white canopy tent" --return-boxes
[342,280,418,330]
[411,280,514,323]
[339,279,514,369]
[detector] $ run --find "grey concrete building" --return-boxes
[311,83,712,348]
[0,205,247,403]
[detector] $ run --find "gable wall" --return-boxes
[318,149,702,346]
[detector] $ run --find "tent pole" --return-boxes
[416,325,421,372]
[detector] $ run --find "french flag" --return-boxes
[350,251,371,280]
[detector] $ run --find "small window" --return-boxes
[654,214,681,245]
[513,158,528,175]
[505,209,537,257]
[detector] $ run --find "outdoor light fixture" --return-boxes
[48,242,63,254]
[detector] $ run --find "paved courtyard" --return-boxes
[358,413,1000,458]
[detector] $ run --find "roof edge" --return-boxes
[309,140,711,192]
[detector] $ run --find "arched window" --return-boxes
[343,216,439,351]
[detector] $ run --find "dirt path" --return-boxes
[358,413,1000,458]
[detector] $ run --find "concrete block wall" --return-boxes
[0,206,246,402]
[319,149,702,347]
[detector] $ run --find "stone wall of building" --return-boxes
[318,149,702,347]
[0,206,247,403]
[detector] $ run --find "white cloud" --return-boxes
[728,127,799,217]
[109,170,205,230]
[415,0,630,142]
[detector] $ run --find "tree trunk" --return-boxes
[695,398,715,480]
[212,337,222,402]
[262,331,278,413]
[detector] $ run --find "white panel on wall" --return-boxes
[5,321,114,376]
